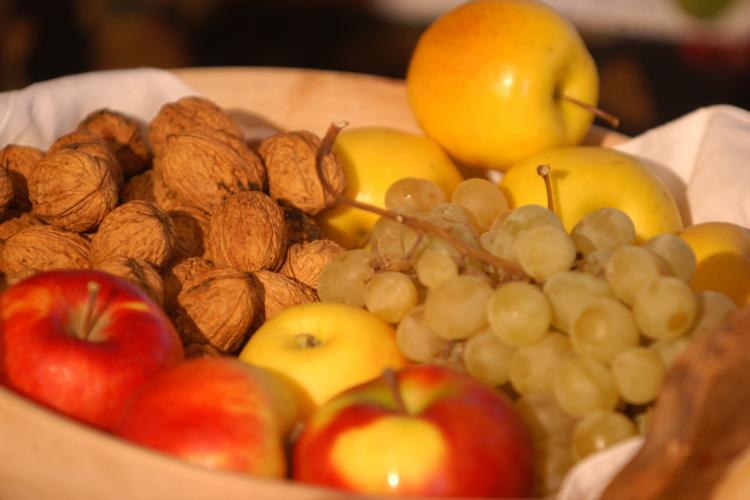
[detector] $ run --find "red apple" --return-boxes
[114,356,312,478]
[292,364,535,497]
[0,269,184,431]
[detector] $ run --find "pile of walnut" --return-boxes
[0,96,347,357]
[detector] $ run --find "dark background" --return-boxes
[1,0,749,136]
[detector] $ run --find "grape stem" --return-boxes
[315,121,528,281]
[537,164,556,215]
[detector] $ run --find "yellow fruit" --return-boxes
[318,127,463,248]
[406,0,598,170]
[500,146,683,240]
[678,222,750,306]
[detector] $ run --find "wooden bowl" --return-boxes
[0,67,624,500]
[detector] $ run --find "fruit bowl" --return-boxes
[0,66,637,500]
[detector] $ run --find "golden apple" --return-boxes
[500,146,684,240]
[406,0,599,170]
[318,127,463,249]
[238,302,408,407]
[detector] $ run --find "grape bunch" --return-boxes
[315,176,737,495]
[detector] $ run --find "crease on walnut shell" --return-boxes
[281,202,324,247]
[171,266,261,355]
[148,95,244,157]
[258,130,345,216]
[279,239,345,289]
[77,108,150,178]
[0,225,90,274]
[206,191,287,273]
[249,270,318,325]
[28,147,119,232]
[163,256,215,313]
[94,256,165,308]
[155,127,266,213]
[0,144,44,210]
[90,200,177,271]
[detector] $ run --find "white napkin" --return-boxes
[1,68,749,500]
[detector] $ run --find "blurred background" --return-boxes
[1,0,749,136]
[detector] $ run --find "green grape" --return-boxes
[429,202,474,228]
[463,328,515,386]
[553,356,619,417]
[632,276,698,340]
[606,245,671,305]
[363,271,418,324]
[689,290,737,337]
[451,178,510,232]
[577,248,613,278]
[572,410,637,460]
[416,251,459,289]
[570,208,636,256]
[369,216,420,270]
[486,281,551,347]
[611,347,667,404]
[515,392,578,445]
[384,177,445,213]
[499,204,563,235]
[480,228,518,264]
[543,271,614,334]
[535,441,576,497]
[645,234,697,283]
[650,336,691,369]
[317,249,374,306]
[514,225,577,281]
[509,332,573,396]
[395,306,450,362]
[571,297,640,363]
[424,275,494,340]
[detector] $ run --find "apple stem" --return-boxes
[536,164,556,214]
[81,280,100,341]
[382,368,407,415]
[561,94,620,129]
[315,122,529,282]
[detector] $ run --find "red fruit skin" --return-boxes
[293,364,535,498]
[114,357,290,478]
[0,270,184,431]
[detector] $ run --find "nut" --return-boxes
[258,130,345,215]
[2,268,40,291]
[49,131,125,188]
[279,239,345,289]
[156,127,266,213]
[0,168,14,217]
[122,168,183,212]
[206,191,287,272]
[0,212,43,243]
[90,200,177,270]
[28,147,119,232]
[1,225,90,274]
[0,145,44,210]
[163,256,215,312]
[250,270,317,322]
[172,266,261,354]
[282,203,324,247]
[94,256,165,308]
[77,108,150,177]
[148,96,244,157]
[169,207,210,261]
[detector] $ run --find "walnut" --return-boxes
[0,225,90,274]
[282,203,324,247]
[0,168,14,217]
[1,268,40,291]
[49,131,125,188]
[172,266,261,354]
[94,256,165,308]
[28,147,119,232]
[279,239,345,289]
[163,256,215,312]
[156,127,266,213]
[206,191,287,272]
[90,200,177,270]
[77,108,150,177]
[148,95,244,157]
[184,343,222,359]
[258,130,345,215]
[0,145,44,210]
[250,270,317,322]
[169,207,210,261]
[0,212,43,245]
[122,168,183,212]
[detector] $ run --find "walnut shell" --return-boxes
[250,270,317,322]
[49,132,125,189]
[90,200,177,270]
[28,147,119,232]
[1,268,40,292]
[258,130,345,215]
[279,239,345,289]
[172,266,261,354]
[0,225,90,274]
[94,256,165,308]
[163,256,215,312]
[0,145,43,210]
[148,96,244,157]
[0,212,43,242]
[282,203,324,247]
[77,108,150,177]
[206,191,287,272]
[0,168,14,217]
[169,207,210,261]
[156,127,266,213]
[122,168,184,212]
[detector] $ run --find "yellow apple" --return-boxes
[238,302,408,407]
[499,146,684,240]
[678,221,750,306]
[317,127,463,249]
[406,0,599,170]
